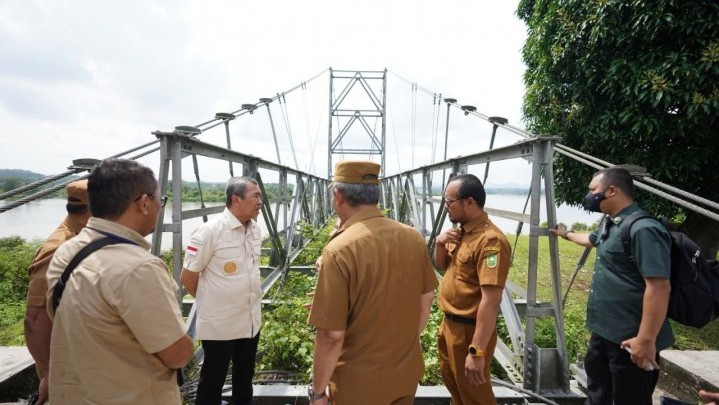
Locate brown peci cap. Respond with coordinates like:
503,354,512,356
332,160,381,185
66,179,89,206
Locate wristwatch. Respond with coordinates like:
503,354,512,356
308,386,326,401
469,344,485,357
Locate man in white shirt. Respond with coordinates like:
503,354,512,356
181,176,263,405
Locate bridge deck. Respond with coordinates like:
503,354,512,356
3,346,718,404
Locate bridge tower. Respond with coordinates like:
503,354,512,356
327,68,387,177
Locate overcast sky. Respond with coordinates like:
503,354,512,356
0,0,532,185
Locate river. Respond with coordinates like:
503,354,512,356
0,195,600,250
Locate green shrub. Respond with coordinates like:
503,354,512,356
0,236,38,306
0,236,39,344
257,273,316,382
420,300,443,385
292,218,335,266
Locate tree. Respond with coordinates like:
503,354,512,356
517,0,719,257
1,177,22,193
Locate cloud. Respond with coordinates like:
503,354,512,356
0,0,531,185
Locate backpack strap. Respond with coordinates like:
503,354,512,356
51,237,127,313
619,211,661,255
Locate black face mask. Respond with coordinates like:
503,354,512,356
584,189,607,213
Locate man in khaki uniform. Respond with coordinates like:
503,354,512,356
308,160,438,405
46,158,193,405
435,173,511,405
24,179,91,405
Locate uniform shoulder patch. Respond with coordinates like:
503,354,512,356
486,253,498,269
483,246,500,252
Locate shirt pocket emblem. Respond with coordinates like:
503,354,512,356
223,260,238,275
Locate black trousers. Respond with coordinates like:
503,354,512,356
196,333,260,405
584,333,660,405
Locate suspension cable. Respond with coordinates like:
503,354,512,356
390,112,402,173
308,109,324,175
431,93,441,164
276,92,299,170
555,143,719,211
554,147,719,222
388,69,438,98
451,104,719,221
301,81,315,173
411,82,417,168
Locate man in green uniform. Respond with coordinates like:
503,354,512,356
551,167,673,405
435,173,511,405
308,160,438,404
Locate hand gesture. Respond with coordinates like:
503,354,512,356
437,228,463,246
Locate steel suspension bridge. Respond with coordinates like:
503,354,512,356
2,68,718,404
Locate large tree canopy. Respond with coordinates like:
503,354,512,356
517,0,719,254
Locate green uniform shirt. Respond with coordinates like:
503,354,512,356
587,203,674,350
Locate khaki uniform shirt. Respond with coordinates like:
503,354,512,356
438,211,511,317
309,207,439,404
46,217,187,405
183,208,262,340
26,215,84,307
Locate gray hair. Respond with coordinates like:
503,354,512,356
225,176,259,207
333,182,380,206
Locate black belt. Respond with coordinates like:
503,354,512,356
444,313,476,325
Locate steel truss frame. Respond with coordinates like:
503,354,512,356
382,136,577,399
327,68,387,178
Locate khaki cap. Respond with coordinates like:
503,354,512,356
332,160,380,185
66,179,89,206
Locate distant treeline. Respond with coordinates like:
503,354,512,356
0,169,290,203
171,181,291,202
485,188,531,196
2,168,527,201
0,169,45,193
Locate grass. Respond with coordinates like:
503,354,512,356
506,234,719,359
0,319,25,346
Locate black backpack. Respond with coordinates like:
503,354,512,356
620,211,719,328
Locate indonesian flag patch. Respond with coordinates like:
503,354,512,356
186,245,199,256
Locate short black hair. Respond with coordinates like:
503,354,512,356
88,158,157,219
448,173,486,208
594,167,634,198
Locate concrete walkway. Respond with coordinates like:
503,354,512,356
657,350,719,403
0,346,34,404
2,346,719,404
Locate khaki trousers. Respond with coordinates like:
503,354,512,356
438,319,497,405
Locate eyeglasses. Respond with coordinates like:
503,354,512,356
444,197,466,206
155,195,168,207
134,193,168,208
